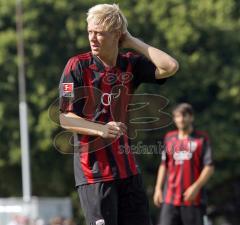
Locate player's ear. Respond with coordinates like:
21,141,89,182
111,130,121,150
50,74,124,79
117,31,123,47
115,30,122,40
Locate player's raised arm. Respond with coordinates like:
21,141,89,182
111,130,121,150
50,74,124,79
121,31,179,79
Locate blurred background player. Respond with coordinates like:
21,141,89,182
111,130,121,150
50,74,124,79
153,103,214,225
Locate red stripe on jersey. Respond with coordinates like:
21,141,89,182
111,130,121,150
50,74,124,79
64,52,92,78
173,165,182,205
94,148,114,181
80,136,114,183
183,160,192,205
79,138,94,183
111,139,127,178
192,138,203,205
64,57,79,75
164,157,175,204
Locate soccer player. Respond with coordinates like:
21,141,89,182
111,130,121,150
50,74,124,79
153,103,214,225
59,4,178,225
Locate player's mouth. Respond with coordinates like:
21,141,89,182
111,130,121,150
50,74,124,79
91,44,100,50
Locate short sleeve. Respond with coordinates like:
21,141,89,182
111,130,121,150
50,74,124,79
202,135,214,166
161,136,168,167
59,57,84,114
161,150,168,166
130,53,167,87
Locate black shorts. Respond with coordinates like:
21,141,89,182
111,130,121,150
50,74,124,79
158,203,209,225
77,174,152,225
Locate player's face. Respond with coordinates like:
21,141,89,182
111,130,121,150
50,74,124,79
88,21,120,57
173,112,193,131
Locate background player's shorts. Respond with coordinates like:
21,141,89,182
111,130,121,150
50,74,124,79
158,203,208,225
77,174,152,225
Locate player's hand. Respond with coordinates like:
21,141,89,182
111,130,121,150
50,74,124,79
119,30,134,49
99,121,127,139
183,184,200,202
153,188,163,207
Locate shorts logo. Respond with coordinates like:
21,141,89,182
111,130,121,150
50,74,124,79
95,219,105,225
62,83,74,97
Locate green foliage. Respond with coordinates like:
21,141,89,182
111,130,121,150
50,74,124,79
0,0,240,224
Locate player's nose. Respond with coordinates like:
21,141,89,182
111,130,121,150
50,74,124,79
89,32,97,41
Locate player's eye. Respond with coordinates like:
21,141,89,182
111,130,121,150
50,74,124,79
97,31,105,36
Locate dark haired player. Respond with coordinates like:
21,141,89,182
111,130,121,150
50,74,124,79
153,103,214,225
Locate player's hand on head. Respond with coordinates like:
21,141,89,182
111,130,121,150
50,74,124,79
119,30,133,49
100,121,127,139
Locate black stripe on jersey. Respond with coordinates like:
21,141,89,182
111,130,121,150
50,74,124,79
180,164,184,203
76,62,84,85
119,136,132,177
73,133,88,185
91,69,105,122
118,54,128,71
92,55,105,72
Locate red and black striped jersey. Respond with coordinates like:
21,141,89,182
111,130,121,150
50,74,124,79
162,130,213,206
59,51,166,186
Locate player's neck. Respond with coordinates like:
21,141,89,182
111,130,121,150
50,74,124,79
178,126,193,139
97,49,119,69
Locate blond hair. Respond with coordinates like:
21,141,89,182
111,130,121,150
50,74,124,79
86,4,128,33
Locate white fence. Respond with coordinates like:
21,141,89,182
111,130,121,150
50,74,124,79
0,197,72,225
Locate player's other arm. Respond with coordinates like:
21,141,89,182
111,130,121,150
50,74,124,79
121,31,179,79
59,112,127,139
184,165,214,202
184,133,214,202
153,163,166,207
194,165,214,189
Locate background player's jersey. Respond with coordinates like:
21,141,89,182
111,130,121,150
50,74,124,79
59,51,166,186
162,130,213,206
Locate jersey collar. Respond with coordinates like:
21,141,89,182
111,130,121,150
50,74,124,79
92,53,122,72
